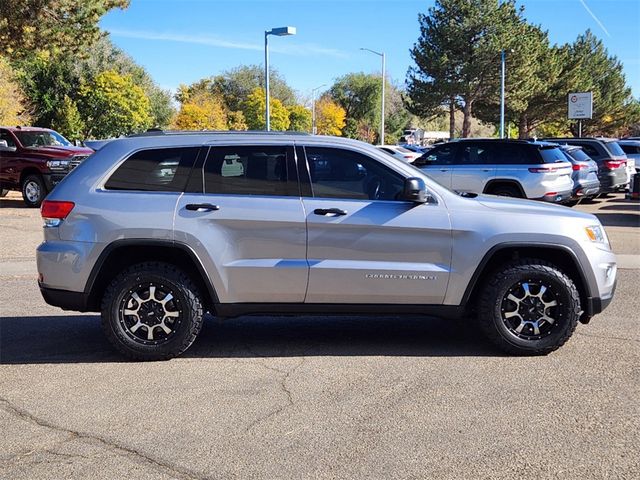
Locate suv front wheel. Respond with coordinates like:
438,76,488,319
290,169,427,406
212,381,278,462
101,262,204,360
22,174,47,207
477,259,581,355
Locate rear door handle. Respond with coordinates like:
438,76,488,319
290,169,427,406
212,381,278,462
313,208,347,216
185,203,220,212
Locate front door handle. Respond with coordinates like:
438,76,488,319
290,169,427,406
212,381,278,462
185,203,220,212
313,208,347,216
440,168,449,172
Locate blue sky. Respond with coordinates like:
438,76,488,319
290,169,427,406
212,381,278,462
100,0,640,101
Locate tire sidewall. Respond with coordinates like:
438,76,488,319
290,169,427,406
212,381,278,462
104,269,199,359
22,175,46,207
489,269,577,351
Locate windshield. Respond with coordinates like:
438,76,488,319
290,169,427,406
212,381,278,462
605,141,626,157
14,130,71,148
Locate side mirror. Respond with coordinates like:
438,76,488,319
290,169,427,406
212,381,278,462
401,177,428,203
0,140,16,152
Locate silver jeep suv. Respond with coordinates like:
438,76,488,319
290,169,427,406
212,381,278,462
37,132,617,360
414,139,574,203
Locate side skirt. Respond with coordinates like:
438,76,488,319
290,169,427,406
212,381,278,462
214,303,465,320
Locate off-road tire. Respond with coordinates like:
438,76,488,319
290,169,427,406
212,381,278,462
477,258,581,355
101,262,204,361
21,174,47,208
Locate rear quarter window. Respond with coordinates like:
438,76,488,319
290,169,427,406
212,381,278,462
105,147,199,192
605,141,626,157
538,147,568,163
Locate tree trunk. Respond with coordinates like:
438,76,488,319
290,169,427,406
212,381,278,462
461,100,472,138
518,114,528,139
449,97,455,139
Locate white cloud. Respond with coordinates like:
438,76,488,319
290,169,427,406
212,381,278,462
107,28,348,59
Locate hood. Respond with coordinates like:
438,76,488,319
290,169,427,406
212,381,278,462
476,194,596,221
23,145,94,158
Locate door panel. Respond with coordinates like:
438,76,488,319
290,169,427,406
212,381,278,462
301,146,452,304
450,143,496,193
173,144,308,303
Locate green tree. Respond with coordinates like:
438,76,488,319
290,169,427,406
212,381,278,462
287,105,312,132
329,72,381,138
74,36,174,128
51,96,84,140
211,65,296,112
407,0,526,137
227,111,248,131
78,70,151,138
0,0,129,58
0,56,31,125
243,88,290,131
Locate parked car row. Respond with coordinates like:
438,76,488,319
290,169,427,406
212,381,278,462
408,137,635,206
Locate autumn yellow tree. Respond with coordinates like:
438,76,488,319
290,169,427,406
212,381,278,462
243,88,290,131
0,56,30,125
316,98,346,136
173,92,227,130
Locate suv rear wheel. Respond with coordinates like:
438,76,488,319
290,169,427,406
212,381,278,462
477,259,580,355
101,262,204,360
22,174,47,207
488,184,522,198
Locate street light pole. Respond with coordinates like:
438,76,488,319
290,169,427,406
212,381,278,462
311,84,326,135
500,49,505,139
264,31,270,131
264,26,296,131
360,47,385,145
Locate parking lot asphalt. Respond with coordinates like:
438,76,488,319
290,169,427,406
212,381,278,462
1,191,639,479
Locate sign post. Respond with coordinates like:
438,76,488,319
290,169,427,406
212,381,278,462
568,92,593,137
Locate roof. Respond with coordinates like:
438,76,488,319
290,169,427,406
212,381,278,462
0,126,54,132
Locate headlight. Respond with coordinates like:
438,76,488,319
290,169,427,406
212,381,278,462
585,225,609,247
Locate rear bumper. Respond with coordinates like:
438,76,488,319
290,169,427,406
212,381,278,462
39,285,92,312
536,190,573,203
572,180,600,198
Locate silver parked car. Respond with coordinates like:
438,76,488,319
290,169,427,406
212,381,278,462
37,132,616,360
557,144,600,202
617,139,640,174
414,139,574,203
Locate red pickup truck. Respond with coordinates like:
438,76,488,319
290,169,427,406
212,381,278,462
0,126,94,207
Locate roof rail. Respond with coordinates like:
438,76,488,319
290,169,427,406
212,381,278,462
126,129,312,138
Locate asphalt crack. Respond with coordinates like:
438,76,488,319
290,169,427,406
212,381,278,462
0,397,210,480
243,356,306,432
575,331,640,344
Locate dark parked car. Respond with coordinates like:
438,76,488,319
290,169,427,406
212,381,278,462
0,126,93,207
542,138,627,194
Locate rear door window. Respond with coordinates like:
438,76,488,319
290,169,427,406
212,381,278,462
203,145,296,196
415,144,456,166
105,147,200,192
575,143,601,159
566,148,591,162
620,144,640,154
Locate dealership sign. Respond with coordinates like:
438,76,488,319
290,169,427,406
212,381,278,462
568,92,593,119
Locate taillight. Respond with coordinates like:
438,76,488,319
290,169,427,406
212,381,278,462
404,155,413,159
41,200,75,220
572,164,588,171
604,160,625,169
529,166,558,173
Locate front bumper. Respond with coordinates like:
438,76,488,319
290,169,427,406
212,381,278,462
42,173,68,192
